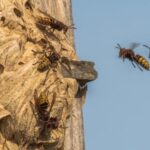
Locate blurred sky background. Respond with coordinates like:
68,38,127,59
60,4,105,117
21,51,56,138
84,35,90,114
72,0,150,150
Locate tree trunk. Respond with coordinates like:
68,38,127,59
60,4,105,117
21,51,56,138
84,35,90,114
0,0,85,150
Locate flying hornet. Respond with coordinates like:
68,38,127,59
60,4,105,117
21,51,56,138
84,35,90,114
116,43,150,71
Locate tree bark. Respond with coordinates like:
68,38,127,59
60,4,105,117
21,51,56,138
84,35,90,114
0,0,85,150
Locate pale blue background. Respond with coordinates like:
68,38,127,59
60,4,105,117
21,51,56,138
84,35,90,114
73,1,150,150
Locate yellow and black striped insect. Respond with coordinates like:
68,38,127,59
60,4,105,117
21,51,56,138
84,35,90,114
31,89,59,133
32,49,60,71
32,39,70,85
37,9,75,34
32,47,61,84
116,43,150,71
36,56,50,72
35,90,49,110
49,18,75,34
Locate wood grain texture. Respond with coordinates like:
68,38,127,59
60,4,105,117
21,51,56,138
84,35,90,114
0,0,84,150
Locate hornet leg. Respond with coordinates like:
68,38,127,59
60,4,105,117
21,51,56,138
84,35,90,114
134,61,143,71
130,60,136,68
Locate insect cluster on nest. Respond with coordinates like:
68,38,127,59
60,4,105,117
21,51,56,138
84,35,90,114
22,1,89,143
32,37,71,85
27,5,75,139
116,43,150,71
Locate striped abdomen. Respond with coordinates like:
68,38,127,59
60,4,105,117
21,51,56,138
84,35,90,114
134,54,150,70
37,57,50,72
38,91,49,110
